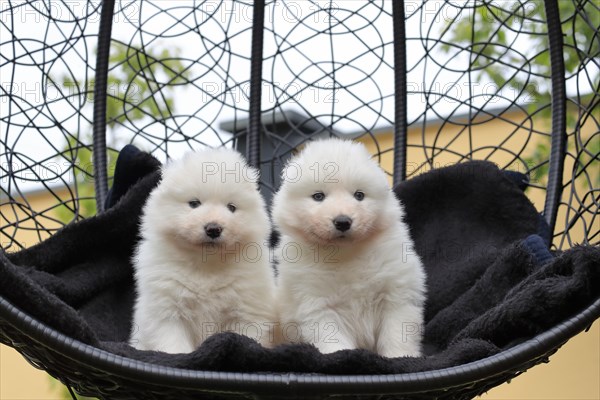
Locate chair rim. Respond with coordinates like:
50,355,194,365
1,294,598,396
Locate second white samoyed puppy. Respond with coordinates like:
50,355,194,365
130,148,275,353
272,138,426,357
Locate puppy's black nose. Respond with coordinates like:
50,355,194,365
204,223,223,239
333,215,352,232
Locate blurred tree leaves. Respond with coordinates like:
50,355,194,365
105,43,187,128
55,135,105,221
439,0,599,187
439,0,599,109
55,42,188,221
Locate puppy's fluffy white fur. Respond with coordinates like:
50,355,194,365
272,138,426,357
130,148,275,353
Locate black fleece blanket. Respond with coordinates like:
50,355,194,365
1,145,598,374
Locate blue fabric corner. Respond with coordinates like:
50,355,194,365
521,234,554,266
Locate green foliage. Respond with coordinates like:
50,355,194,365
523,139,550,186
440,0,599,187
577,129,600,187
55,43,188,221
440,1,599,111
54,136,118,222
439,1,548,109
105,43,187,128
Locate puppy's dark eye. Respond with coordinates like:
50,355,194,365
354,191,365,201
312,192,325,202
227,203,236,213
188,199,201,209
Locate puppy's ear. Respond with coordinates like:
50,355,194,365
158,158,177,182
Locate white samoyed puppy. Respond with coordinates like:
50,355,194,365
272,138,426,357
130,148,276,353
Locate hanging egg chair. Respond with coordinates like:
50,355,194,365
1,1,598,399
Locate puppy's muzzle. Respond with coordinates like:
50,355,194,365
204,223,223,239
333,215,352,232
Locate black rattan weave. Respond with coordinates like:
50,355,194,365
0,299,600,399
1,296,599,399
2,0,598,250
1,1,598,399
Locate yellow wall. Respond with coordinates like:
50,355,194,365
1,115,598,399
1,189,68,399
1,348,61,399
